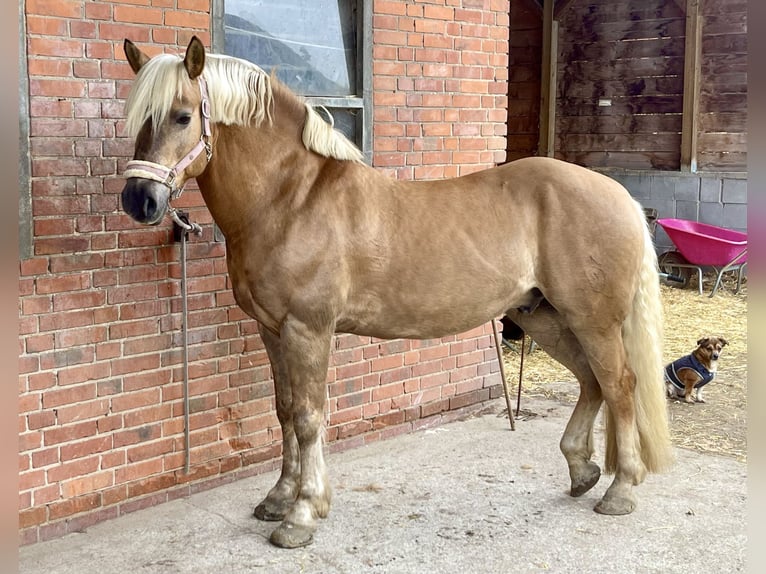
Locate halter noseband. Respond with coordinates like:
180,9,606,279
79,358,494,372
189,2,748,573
124,75,213,201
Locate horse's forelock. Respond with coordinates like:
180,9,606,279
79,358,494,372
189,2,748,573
125,53,273,138
124,54,189,138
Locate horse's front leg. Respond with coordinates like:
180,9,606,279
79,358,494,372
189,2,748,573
253,325,300,522
268,316,333,549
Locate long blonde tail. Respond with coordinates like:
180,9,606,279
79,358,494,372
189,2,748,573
605,201,674,474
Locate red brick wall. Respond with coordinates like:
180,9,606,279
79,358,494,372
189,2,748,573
19,0,510,544
373,0,509,178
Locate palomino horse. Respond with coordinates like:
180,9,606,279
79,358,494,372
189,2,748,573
120,37,672,548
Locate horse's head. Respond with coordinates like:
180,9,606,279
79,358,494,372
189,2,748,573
121,36,211,225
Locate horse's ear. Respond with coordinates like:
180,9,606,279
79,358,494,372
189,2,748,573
124,39,150,74
183,36,206,80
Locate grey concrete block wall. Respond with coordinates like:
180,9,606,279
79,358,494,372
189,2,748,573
595,168,747,255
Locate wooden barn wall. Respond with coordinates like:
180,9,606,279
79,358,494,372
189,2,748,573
555,0,686,170
697,0,747,171
506,0,542,161
510,0,747,174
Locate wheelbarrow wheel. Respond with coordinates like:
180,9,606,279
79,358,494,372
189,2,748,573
658,251,691,289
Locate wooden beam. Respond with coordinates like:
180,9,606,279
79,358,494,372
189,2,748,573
553,0,579,19
680,0,703,172
538,0,557,157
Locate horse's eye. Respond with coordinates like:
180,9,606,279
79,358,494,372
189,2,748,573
176,114,192,126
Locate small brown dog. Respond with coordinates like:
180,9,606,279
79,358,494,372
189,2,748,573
664,337,728,403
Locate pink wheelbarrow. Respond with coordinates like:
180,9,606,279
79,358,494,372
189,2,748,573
656,218,747,297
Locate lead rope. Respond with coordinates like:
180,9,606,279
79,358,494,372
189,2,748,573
174,212,202,473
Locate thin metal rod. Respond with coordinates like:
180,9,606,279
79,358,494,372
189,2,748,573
517,333,526,417
181,231,191,473
491,318,515,431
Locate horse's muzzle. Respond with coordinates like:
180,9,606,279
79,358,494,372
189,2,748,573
121,179,170,225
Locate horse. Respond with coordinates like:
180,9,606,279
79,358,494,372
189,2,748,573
120,36,673,548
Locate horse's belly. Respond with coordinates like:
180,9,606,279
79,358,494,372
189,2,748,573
337,278,530,340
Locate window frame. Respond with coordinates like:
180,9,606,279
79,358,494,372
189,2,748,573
211,0,372,164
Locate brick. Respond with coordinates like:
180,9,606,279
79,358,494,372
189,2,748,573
25,334,54,353
29,38,84,58
32,447,59,468
62,471,113,499
43,421,98,446
47,455,100,483
56,399,110,425
114,5,163,24
164,11,210,29
47,492,100,521
85,2,112,20
19,507,47,530
98,23,151,42
26,15,68,35
127,473,176,497
32,157,89,177
111,388,161,413
27,411,56,430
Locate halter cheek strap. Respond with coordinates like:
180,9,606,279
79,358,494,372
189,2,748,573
124,76,213,199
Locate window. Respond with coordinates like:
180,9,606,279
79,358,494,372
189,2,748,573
212,0,372,162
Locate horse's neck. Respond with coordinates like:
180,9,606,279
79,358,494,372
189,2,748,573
196,112,336,239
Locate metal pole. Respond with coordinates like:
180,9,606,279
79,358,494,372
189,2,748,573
490,318,515,431
517,333,526,417
181,229,191,473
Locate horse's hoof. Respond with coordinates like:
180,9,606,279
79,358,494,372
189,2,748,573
570,462,601,497
269,522,315,548
594,495,636,515
253,499,292,522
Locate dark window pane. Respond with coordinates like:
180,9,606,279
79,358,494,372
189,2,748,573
313,107,358,142
224,0,357,97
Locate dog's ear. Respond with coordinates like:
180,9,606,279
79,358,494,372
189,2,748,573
720,337,728,347
696,337,708,347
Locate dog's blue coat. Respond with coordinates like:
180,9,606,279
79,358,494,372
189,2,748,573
664,354,715,390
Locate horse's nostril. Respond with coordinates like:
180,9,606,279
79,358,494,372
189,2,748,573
142,194,157,219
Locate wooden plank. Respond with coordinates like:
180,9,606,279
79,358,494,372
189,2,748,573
556,132,681,153
700,13,747,36
698,93,748,109
697,132,748,152
559,56,685,80
558,2,684,26
698,112,747,132
558,76,683,99
558,114,682,134
698,73,748,94
538,0,556,157
557,150,680,170
556,97,683,116
701,0,747,16
561,18,686,43
680,0,702,172
701,33,748,54
553,0,579,19
696,152,747,171
560,36,685,61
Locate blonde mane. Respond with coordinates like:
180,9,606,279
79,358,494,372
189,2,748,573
124,52,362,163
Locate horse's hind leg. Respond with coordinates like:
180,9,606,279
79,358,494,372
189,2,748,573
578,326,646,515
268,317,333,548
253,326,300,522
506,306,603,497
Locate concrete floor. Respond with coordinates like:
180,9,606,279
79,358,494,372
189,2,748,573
20,396,747,573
